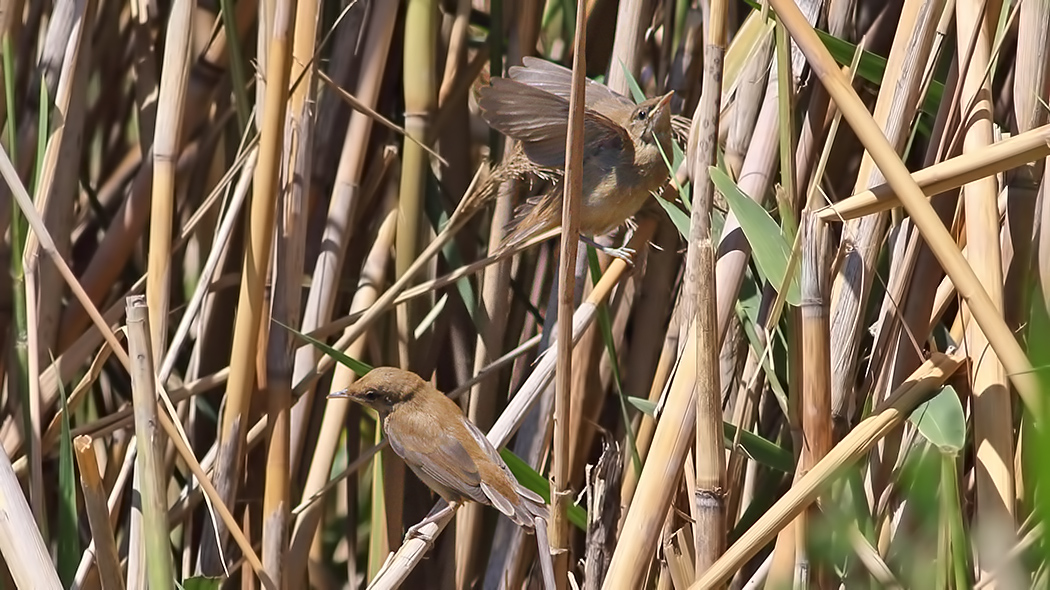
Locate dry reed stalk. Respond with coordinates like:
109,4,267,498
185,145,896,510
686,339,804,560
618,291,679,512
159,145,257,381
396,0,438,370
689,0,728,577
690,352,965,588
202,0,294,573
605,0,647,94
31,0,96,373
954,2,1016,579
603,315,701,588
620,214,679,452
288,0,398,469
126,296,174,590
260,0,319,581
0,427,60,588
799,212,832,584
72,435,125,590
458,5,527,576
712,0,818,348
1003,0,1049,334
552,2,589,583
724,24,772,178
146,0,193,361
819,122,1050,217
770,0,1040,412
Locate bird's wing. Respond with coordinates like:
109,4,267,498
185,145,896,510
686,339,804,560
478,78,629,169
459,418,547,509
509,57,633,110
385,418,489,505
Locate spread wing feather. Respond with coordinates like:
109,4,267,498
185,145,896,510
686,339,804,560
508,56,631,111
478,78,628,169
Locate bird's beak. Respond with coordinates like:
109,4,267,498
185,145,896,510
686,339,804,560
656,91,674,110
327,388,350,399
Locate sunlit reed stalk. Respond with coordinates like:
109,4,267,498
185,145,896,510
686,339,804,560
203,0,295,574
954,1,1016,580
687,0,728,579
147,0,193,362
827,0,943,439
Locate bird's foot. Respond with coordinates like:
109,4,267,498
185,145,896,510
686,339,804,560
580,235,636,265
404,501,458,541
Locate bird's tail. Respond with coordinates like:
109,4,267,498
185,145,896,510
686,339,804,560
514,483,550,530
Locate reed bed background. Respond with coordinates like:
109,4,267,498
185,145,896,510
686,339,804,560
2,0,1050,588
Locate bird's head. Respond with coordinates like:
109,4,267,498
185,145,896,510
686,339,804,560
623,91,674,149
328,366,425,417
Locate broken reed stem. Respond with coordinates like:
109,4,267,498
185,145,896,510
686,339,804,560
126,296,174,590
73,435,125,590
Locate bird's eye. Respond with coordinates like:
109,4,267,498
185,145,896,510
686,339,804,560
636,109,648,121
362,390,379,401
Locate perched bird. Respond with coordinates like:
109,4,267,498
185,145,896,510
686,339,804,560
330,367,547,536
478,57,679,258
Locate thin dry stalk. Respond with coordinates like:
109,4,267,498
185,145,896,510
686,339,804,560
711,0,818,346
126,296,174,590
260,0,319,581
820,122,1050,220
73,435,125,590
769,0,1040,412
603,315,700,589
552,0,589,585
954,0,1016,579
689,353,965,589
287,198,398,583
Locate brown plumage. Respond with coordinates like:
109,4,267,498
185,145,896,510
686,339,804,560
331,367,547,530
478,57,678,251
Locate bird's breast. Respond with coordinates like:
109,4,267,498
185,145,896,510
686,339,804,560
578,145,669,235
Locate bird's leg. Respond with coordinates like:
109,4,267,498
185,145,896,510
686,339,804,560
404,500,460,540
579,234,635,265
